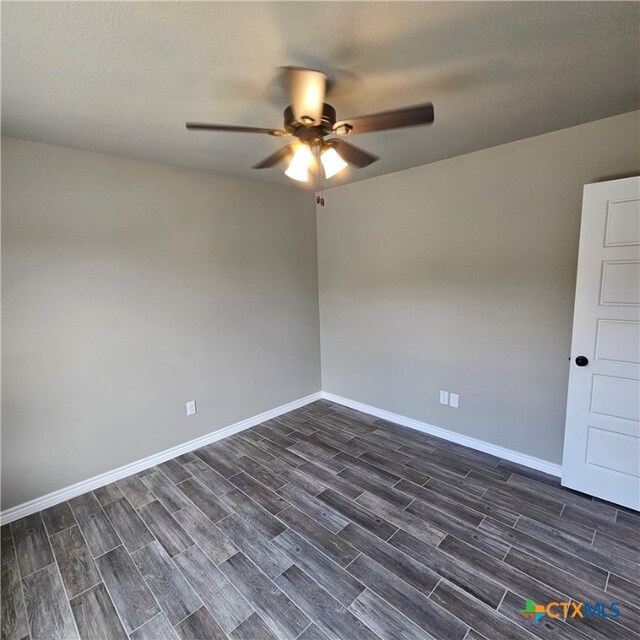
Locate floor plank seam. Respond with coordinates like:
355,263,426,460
15,560,56,581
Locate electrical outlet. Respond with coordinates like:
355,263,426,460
186,400,197,416
439,390,449,405
449,393,459,409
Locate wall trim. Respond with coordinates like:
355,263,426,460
322,391,562,478
1,388,563,524
0,391,322,525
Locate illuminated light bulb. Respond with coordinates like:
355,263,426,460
321,147,348,179
285,145,313,182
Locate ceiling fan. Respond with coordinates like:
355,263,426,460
186,67,434,190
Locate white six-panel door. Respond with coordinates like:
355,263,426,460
562,176,640,511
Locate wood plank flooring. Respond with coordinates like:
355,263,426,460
2,400,639,639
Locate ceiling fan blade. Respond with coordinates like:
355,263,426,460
333,103,434,135
282,67,327,126
328,139,379,168
186,123,288,136
252,144,296,169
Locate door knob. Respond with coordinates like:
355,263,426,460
575,356,589,367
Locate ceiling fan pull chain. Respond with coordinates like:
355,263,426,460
314,144,324,206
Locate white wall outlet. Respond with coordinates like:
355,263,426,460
439,390,449,405
186,400,197,416
449,393,459,409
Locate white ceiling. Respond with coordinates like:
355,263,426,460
2,2,638,188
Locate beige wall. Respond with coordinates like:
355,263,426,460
317,111,640,465
3,112,638,510
1,137,320,510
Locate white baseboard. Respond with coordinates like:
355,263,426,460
322,391,562,478
0,391,322,525
1,388,563,524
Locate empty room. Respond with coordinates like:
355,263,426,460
1,2,639,639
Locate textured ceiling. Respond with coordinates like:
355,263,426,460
2,2,639,188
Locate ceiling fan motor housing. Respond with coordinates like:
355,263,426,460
284,103,337,144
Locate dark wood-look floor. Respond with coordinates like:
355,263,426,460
2,400,639,640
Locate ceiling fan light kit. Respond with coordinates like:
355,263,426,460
285,144,314,182
186,67,434,203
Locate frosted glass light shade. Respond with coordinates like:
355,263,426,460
285,145,313,182
321,147,348,179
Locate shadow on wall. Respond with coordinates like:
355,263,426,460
594,171,640,183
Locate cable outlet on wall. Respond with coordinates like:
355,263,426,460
186,400,197,416
439,390,449,405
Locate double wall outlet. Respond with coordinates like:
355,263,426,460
186,400,197,416
440,390,459,409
